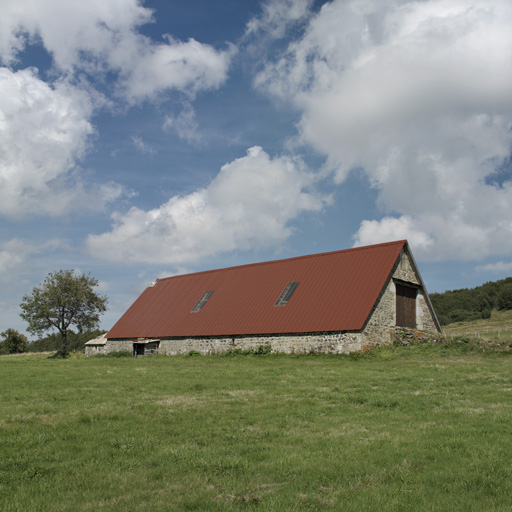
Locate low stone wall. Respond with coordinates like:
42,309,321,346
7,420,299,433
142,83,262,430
156,331,364,355
96,332,367,356
84,344,107,356
393,326,442,344
91,325,439,357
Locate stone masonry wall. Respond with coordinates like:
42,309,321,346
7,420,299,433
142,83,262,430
361,247,439,346
361,278,396,347
157,331,363,355
393,248,420,284
104,339,133,353
97,332,364,356
416,290,438,332
394,248,438,332
84,344,107,357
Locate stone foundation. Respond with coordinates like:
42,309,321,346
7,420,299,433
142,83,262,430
157,331,365,355
89,331,364,356
90,324,438,357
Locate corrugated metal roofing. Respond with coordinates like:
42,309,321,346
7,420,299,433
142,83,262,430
85,333,107,345
107,240,407,339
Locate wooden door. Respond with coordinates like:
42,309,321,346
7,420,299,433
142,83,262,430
396,284,416,328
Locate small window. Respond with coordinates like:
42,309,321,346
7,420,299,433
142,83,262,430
191,291,213,312
275,282,300,306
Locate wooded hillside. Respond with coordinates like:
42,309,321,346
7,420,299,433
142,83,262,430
430,277,512,325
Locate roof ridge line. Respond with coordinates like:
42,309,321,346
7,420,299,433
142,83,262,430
155,240,407,283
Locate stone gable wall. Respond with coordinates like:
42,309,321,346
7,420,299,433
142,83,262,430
415,290,438,332
393,248,420,284
361,248,439,344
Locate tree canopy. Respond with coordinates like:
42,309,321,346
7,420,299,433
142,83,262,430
0,329,28,355
497,283,512,311
20,270,107,357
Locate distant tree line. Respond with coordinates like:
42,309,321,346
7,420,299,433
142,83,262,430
430,277,512,325
27,329,105,353
0,328,105,355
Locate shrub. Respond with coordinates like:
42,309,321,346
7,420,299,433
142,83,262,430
254,343,272,355
1,329,28,354
497,283,512,310
347,351,365,361
94,351,132,358
447,309,480,323
219,344,272,357
481,308,492,319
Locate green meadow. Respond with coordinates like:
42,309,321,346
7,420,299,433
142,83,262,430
1,344,511,511
443,309,512,341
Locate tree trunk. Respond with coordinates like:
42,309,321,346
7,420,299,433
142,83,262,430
60,330,67,358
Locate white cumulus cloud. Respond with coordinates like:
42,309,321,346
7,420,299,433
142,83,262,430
256,0,512,262
0,0,232,218
120,36,234,103
87,146,329,264
0,68,127,217
0,0,234,102
0,238,63,283
475,261,512,274
354,216,434,251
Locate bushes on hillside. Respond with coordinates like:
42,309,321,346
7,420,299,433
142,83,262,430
497,283,512,310
430,276,512,325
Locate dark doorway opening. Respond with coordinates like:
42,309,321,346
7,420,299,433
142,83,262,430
133,343,145,356
132,340,159,356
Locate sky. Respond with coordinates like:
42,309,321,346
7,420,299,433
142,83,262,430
1,0,511,337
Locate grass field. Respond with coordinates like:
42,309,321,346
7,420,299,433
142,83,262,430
443,309,512,340
1,344,511,511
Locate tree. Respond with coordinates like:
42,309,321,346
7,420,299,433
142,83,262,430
20,270,107,357
0,329,28,354
497,283,512,311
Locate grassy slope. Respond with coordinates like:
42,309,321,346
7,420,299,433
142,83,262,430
1,347,511,511
443,309,512,340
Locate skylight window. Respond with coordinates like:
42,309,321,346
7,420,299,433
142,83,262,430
191,291,213,312
275,282,300,306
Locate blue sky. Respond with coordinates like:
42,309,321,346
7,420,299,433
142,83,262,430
1,0,511,337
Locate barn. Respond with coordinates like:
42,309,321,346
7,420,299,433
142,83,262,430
86,240,441,356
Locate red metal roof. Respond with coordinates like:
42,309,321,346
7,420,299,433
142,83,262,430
107,240,407,339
